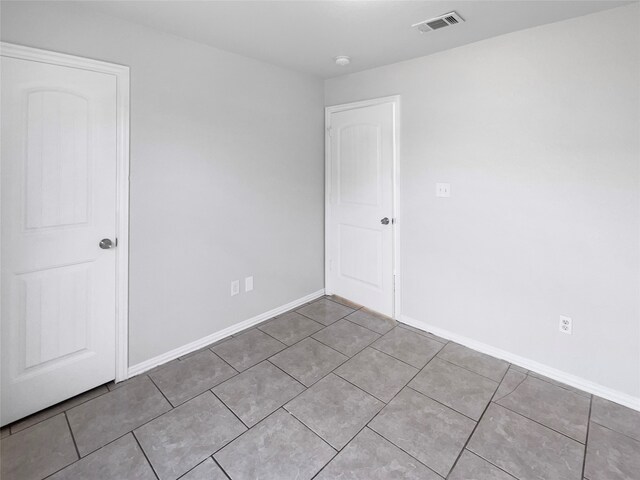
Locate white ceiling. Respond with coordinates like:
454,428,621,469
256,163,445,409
77,0,634,78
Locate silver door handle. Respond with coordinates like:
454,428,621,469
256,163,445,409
99,238,114,249
381,217,390,225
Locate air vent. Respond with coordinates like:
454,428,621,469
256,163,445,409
412,11,465,33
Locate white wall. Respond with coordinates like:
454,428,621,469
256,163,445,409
1,1,325,366
326,4,640,401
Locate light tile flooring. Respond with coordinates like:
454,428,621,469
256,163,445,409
2,296,639,480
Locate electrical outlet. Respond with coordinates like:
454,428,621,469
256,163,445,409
436,183,451,197
559,315,572,335
231,280,240,297
245,276,254,292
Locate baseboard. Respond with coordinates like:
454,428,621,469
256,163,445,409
400,314,640,412
128,289,325,378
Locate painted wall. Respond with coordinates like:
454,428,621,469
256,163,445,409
326,4,640,400
1,1,325,366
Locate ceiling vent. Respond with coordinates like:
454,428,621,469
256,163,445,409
412,12,465,33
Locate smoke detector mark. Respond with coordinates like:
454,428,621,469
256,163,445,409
412,12,465,33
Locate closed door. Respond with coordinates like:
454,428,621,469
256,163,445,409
1,55,118,425
327,100,396,316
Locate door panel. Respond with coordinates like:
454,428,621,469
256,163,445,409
339,224,382,287
338,124,381,207
328,102,396,316
1,55,117,425
25,90,90,229
20,262,91,371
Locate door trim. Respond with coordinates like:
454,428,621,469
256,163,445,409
0,42,131,382
325,95,401,319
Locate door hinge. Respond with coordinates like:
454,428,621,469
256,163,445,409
326,126,333,137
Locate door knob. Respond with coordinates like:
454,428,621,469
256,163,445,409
381,217,390,225
99,238,114,249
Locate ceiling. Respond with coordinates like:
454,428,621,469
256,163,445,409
76,0,634,78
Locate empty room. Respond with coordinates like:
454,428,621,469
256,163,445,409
1,1,639,479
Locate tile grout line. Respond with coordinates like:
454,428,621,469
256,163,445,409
7,384,113,435
146,373,178,408
264,359,312,391
281,407,340,457
352,353,446,477
209,326,355,426
343,316,396,337
295,299,358,325
212,406,339,474
449,449,518,480
41,428,159,480
63,412,81,460
238,326,288,348
368,342,440,370
143,356,240,410
445,361,512,478
282,373,386,453
210,357,310,430
276,319,377,363
397,323,449,344
309,424,444,480
209,388,253,430
310,334,374,360
491,401,587,445
131,430,161,480
588,418,640,443
311,317,384,344
329,370,390,405
78,408,170,459
527,371,592,398
492,372,528,403
405,384,481,423
362,344,423,371
66,380,181,462
581,395,594,479
218,297,342,344
175,457,209,479
208,349,241,375
322,334,421,405
212,455,233,480
207,417,251,462
435,354,505,383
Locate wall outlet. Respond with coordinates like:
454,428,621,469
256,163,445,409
559,315,572,335
245,276,254,292
436,183,451,197
231,280,240,297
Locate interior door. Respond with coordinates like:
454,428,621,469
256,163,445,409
1,54,118,425
327,101,396,316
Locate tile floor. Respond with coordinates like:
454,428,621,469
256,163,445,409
1,295,639,480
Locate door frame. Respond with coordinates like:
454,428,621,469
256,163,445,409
0,42,131,382
325,95,401,319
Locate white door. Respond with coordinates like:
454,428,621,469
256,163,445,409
327,100,397,316
1,54,118,425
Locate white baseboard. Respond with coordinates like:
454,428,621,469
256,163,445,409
400,314,640,412
128,289,325,378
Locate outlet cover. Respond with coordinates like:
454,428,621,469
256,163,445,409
436,183,451,197
231,280,240,297
245,276,254,292
559,315,572,335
